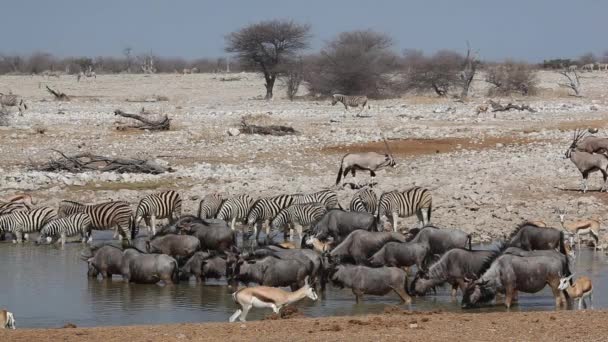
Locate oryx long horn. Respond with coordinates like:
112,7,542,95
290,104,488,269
383,138,393,156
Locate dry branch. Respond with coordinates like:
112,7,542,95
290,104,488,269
239,118,297,136
46,85,70,101
36,150,172,174
489,100,536,113
114,109,170,131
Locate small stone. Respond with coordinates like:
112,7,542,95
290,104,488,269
409,323,418,329
228,128,241,136
496,143,504,148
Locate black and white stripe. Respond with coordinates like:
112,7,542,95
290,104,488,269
0,201,29,216
247,195,297,241
293,189,340,209
0,93,27,116
58,200,134,241
135,190,182,235
198,193,224,219
39,213,93,244
270,202,328,240
377,187,432,231
217,194,254,230
331,94,370,113
0,207,57,242
349,187,378,214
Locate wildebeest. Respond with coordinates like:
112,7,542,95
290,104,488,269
503,247,573,276
407,226,471,255
329,264,411,303
180,251,226,282
335,140,396,185
507,223,566,255
146,234,200,262
120,248,179,285
411,248,500,297
311,209,377,243
169,215,236,252
368,240,431,271
461,253,569,308
329,230,406,265
82,245,124,279
226,255,309,290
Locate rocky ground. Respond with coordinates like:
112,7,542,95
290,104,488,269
1,310,607,341
1,71,608,242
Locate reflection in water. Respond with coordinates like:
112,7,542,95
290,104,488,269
0,243,606,328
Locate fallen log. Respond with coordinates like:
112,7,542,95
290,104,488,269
114,109,170,131
46,85,70,101
239,118,297,136
36,150,172,174
489,100,536,113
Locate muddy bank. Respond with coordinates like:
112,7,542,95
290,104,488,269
1,310,606,342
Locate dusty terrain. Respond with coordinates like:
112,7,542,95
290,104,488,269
1,310,607,341
2,71,608,241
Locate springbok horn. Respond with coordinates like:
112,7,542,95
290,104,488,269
304,276,310,286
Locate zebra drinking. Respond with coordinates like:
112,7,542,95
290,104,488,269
198,193,224,219
349,187,378,214
38,213,93,246
58,200,134,243
270,202,328,242
216,194,254,231
247,195,297,244
0,93,27,116
292,189,340,209
135,190,182,235
331,94,370,116
377,187,432,232
0,207,57,243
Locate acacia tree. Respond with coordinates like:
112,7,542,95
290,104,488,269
225,20,311,99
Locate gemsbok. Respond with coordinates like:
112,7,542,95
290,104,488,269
229,276,318,322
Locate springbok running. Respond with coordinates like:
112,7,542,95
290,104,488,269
1,309,16,329
559,274,593,309
229,276,318,322
557,208,600,250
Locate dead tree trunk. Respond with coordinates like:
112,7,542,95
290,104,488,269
114,109,170,131
37,150,172,174
459,42,479,99
46,86,70,101
489,100,536,112
558,70,582,97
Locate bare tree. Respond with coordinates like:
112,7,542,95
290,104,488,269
485,60,538,96
305,30,400,98
282,57,304,100
403,50,463,96
138,52,156,74
122,47,133,73
558,70,582,96
225,20,311,99
459,42,479,98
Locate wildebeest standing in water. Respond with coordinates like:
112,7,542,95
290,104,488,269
507,223,566,255
367,240,430,272
311,209,378,243
120,248,179,285
407,226,471,255
461,253,569,309
82,245,124,279
329,264,411,304
328,230,406,265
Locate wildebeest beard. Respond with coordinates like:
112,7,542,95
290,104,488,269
464,282,496,307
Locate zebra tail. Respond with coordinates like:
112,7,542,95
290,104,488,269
130,216,138,240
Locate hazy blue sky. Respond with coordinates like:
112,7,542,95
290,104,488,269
2,0,607,61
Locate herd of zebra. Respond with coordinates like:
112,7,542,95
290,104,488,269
0,186,432,246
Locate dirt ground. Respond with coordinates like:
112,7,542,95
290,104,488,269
1,310,607,341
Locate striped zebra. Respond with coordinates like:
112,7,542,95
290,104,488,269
0,93,27,116
377,187,432,232
135,190,182,235
292,189,341,209
331,94,370,116
58,200,134,242
270,202,328,242
216,194,254,231
247,195,297,244
349,187,378,214
38,213,93,246
0,207,57,243
0,201,30,217
198,193,224,219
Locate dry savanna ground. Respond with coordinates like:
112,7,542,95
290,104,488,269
2,71,608,241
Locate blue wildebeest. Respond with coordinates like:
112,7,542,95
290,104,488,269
329,264,411,304
411,248,501,297
81,244,124,279
247,246,324,290
145,234,200,262
367,240,431,272
120,248,179,285
311,209,378,243
461,253,570,309
407,226,471,255
167,215,236,253
226,255,310,291
507,223,566,255
328,230,406,265
180,251,226,282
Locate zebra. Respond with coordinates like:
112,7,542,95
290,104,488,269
349,187,378,214
292,189,341,209
0,201,30,217
135,190,182,236
0,93,27,116
198,193,224,219
38,213,93,246
247,195,297,244
0,207,57,243
58,200,134,242
331,94,370,116
377,187,432,232
270,202,328,242
216,194,254,231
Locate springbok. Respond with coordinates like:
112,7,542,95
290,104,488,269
559,275,593,309
229,276,318,322
304,236,333,253
557,209,600,250
1,309,16,329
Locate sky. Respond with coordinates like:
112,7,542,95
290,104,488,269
2,0,607,62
